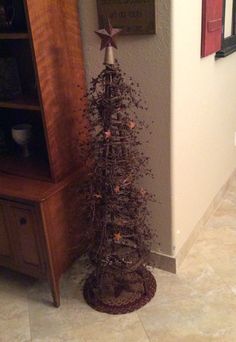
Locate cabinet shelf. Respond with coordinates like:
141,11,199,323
0,33,29,40
0,154,50,181
0,96,41,111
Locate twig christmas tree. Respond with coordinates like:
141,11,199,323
83,21,156,314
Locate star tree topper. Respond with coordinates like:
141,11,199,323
95,20,122,65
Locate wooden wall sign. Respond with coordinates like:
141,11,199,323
97,0,156,35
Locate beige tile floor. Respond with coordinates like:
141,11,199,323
1,181,236,342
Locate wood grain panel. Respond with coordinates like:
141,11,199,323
0,203,11,258
6,201,45,278
11,207,40,266
41,176,90,280
0,166,87,202
25,0,88,182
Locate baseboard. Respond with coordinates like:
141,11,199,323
151,251,176,273
151,169,236,274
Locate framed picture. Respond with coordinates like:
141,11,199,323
216,0,236,57
201,0,224,57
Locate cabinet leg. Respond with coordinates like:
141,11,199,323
49,278,60,308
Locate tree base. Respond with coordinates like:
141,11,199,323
83,267,157,315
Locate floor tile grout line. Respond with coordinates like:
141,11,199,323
136,310,154,342
26,284,33,342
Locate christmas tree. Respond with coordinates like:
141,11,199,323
83,21,156,314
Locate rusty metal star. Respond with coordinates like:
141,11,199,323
95,20,122,50
114,185,120,194
114,232,122,242
94,193,102,199
128,121,136,129
104,130,112,140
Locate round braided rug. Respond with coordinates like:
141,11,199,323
83,267,157,314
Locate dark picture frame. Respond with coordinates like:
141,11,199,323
97,0,156,35
216,0,236,57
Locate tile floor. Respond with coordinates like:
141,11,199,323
1,180,236,341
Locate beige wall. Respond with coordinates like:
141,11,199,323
172,0,236,254
79,0,236,260
79,0,172,255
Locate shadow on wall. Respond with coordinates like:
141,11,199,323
78,0,173,257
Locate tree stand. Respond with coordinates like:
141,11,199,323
84,267,156,314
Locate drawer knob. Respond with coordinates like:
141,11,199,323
20,217,27,225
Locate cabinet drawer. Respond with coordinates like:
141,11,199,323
0,199,46,278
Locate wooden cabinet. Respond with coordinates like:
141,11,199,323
0,171,89,307
0,0,89,307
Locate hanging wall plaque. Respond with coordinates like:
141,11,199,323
97,0,156,35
